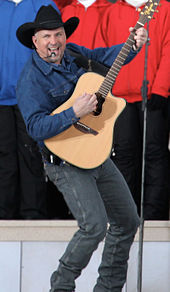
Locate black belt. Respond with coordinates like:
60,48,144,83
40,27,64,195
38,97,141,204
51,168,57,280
41,146,62,165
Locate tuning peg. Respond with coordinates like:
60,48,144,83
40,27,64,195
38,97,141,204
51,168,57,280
137,8,141,12
147,16,152,19
151,8,158,12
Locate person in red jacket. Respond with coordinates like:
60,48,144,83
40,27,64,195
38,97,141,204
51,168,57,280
53,0,72,11
61,0,113,49
95,0,170,220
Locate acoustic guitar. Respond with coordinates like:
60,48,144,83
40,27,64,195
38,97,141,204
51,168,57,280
44,0,160,169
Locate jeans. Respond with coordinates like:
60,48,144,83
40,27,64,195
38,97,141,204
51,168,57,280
45,158,140,292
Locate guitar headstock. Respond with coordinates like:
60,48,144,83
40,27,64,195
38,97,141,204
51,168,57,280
138,0,160,25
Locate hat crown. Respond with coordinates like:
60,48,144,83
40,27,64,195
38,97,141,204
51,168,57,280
34,5,63,27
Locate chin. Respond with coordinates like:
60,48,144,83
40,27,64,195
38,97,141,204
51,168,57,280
50,56,60,64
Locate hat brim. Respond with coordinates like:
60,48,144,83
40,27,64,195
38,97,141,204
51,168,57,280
16,17,79,49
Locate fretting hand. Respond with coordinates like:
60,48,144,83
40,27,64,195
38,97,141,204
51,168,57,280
129,27,148,50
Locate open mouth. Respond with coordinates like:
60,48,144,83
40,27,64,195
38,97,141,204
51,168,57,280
48,47,59,57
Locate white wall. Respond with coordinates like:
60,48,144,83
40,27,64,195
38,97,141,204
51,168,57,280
0,242,21,291
0,241,170,292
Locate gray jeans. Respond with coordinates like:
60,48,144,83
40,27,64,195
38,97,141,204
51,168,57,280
45,158,140,292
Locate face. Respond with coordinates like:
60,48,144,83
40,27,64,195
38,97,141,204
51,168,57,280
32,27,66,64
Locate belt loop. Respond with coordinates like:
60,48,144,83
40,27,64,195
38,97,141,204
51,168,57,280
50,154,54,164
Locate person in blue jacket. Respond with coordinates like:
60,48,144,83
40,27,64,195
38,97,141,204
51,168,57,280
16,5,148,292
0,0,59,219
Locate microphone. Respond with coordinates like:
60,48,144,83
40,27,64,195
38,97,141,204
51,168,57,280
36,48,57,60
51,52,56,57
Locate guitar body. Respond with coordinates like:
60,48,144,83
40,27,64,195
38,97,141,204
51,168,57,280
44,72,126,169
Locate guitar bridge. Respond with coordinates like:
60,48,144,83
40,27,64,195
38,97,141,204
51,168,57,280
74,121,98,136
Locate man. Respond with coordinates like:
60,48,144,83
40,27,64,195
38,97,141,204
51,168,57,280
0,0,59,219
96,0,170,219
61,0,113,48
16,5,147,291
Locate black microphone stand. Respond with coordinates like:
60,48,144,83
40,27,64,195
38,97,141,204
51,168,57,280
137,20,150,292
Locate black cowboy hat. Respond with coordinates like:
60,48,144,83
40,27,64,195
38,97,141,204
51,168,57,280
16,5,79,49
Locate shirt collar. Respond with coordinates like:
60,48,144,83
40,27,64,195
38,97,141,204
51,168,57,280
32,50,73,75
8,0,23,4
78,0,96,8
32,51,53,75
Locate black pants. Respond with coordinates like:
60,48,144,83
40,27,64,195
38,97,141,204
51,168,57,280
111,102,169,220
0,105,47,219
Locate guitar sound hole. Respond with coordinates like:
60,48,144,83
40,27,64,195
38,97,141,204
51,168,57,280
93,92,105,116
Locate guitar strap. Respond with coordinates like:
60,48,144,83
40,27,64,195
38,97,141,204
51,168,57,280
66,48,110,77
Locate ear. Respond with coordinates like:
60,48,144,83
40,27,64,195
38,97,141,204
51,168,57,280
32,35,37,49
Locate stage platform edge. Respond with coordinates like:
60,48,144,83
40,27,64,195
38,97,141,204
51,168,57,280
0,220,170,242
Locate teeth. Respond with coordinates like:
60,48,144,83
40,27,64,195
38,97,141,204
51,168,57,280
49,48,58,51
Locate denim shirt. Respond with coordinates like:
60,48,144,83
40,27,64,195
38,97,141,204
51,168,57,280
17,42,138,145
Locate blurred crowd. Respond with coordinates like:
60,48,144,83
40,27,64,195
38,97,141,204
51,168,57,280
0,0,169,220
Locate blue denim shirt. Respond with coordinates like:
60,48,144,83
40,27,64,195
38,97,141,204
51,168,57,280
17,42,138,145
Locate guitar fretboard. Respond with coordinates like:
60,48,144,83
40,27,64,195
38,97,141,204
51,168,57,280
98,23,144,98
98,0,160,98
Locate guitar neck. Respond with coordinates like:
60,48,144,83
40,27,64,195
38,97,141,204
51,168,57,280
98,0,160,98
99,23,144,98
